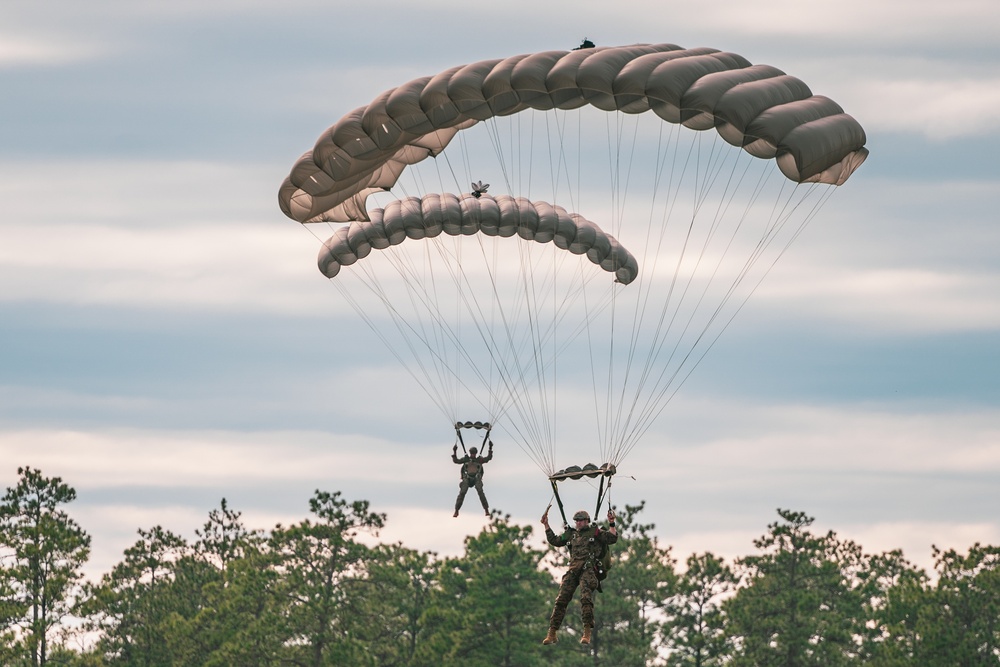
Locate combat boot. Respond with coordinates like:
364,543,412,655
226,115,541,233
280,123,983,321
542,628,558,645
580,626,592,645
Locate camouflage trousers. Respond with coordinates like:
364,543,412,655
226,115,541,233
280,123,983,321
548,563,598,630
455,475,489,512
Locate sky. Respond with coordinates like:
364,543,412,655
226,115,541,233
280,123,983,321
2,0,999,581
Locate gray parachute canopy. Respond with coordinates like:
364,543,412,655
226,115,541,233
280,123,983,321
279,42,868,224
318,193,639,285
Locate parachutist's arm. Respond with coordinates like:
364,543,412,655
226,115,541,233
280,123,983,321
541,508,564,546
545,527,567,547
481,442,494,463
451,447,463,464
543,512,568,546
604,509,618,541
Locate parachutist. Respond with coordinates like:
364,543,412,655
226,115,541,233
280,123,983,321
452,440,493,516
471,180,489,198
541,508,618,645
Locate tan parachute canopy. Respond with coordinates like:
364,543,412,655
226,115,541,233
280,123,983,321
279,42,869,224
318,193,639,284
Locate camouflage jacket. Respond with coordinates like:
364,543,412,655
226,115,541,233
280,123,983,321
545,524,618,569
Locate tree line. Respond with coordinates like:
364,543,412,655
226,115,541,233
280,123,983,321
2,466,998,666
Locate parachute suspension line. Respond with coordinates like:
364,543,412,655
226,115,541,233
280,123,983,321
304,221,460,420
599,111,621,465
613,120,685,464
471,111,589,475
618,136,757,456
384,208,467,417
604,112,655,465
611,111,642,241
374,239,469,419
300,224,462,421
582,261,607,458
616,179,841,462
475,239,549,463
519,232,557,473
487,116,558,445
595,109,662,466
593,473,612,522
341,225,527,426
329,274,455,421
382,151,469,421
617,149,768,457
428,224,557,475
545,108,578,213
396,149,540,426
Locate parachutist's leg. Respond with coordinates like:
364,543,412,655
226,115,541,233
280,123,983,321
454,479,469,516
579,568,599,629
548,568,581,631
474,477,489,514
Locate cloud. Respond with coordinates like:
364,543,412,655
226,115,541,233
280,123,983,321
754,267,1000,334
0,428,444,489
0,159,336,314
848,73,1000,140
4,392,997,577
0,34,107,68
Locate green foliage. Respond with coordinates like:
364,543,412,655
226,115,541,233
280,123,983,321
0,466,91,667
915,543,1000,666
585,502,677,667
83,524,189,665
724,508,865,667
348,543,438,666
854,548,929,666
265,490,386,666
664,551,736,666
418,512,553,667
4,469,1000,667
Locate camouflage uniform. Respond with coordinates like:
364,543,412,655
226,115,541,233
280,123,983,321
452,446,492,514
545,523,618,630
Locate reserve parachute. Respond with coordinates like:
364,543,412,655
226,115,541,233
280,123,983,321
279,42,868,491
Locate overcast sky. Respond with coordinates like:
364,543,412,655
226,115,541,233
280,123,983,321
2,0,999,579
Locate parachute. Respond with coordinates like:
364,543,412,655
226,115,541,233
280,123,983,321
279,42,868,499
279,43,866,225
317,193,638,284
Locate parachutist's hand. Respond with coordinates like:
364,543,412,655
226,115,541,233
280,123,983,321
541,506,550,527
607,509,616,524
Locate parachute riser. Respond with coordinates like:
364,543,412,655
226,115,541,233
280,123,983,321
550,480,569,531
594,474,611,522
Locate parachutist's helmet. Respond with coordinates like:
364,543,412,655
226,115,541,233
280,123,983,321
469,447,478,456
573,510,590,522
